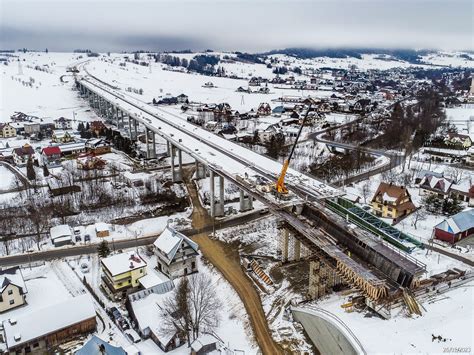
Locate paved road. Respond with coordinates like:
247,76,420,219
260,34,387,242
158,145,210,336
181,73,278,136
0,210,268,268
308,124,404,186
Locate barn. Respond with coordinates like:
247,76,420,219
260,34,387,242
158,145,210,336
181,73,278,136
434,209,474,244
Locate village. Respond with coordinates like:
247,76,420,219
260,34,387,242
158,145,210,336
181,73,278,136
0,47,473,355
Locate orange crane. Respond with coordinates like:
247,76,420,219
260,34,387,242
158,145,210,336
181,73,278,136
274,100,314,194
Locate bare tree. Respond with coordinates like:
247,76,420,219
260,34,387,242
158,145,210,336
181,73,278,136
188,273,221,340
360,180,372,204
161,273,221,344
412,208,427,230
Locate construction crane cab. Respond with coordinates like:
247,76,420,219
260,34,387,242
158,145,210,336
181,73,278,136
273,98,316,196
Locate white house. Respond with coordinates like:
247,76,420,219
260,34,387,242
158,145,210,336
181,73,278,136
0,267,27,313
153,226,199,279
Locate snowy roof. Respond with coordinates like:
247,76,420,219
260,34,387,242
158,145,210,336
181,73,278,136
3,294,95,349
49,224,72,240
420,175,453,194
435,209,474,235
101,251,147,276
77,335,126,355
190,334,222,352
153,226,199,264
42,146,61,156
138,269,170,289
95,222,109,232
0,267,27,295
130,292,175,346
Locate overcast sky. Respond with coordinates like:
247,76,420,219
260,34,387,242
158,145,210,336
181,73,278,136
1,0,472,52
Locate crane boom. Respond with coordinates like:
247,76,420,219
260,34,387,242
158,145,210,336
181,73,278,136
275,102,313,194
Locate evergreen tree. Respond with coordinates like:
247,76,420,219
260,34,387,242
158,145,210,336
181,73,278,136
43,164,50,177
26,158,36,181
97,240,111,258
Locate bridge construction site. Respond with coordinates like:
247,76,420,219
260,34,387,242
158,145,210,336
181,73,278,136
74,67,468,320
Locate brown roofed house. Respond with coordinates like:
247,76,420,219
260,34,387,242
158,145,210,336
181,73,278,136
371,182,416,222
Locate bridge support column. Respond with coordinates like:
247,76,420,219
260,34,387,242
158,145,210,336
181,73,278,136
239,190,253,212
214,175,225,217
170,145,176,182
174,148,183,182
210,170,215,217
128,116,133,139
294,237,301,262
133,119,138,141
151,131,156,159
281,228,289,263
98,97,103,116
195,161,206,179
120,110,124,128
145,127,150,158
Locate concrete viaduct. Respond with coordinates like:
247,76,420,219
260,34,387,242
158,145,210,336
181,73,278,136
75,73,426,304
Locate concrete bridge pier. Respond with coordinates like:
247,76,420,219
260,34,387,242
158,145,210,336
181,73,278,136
209,171,225,217
294,237,301,262
174,148,183,182
145,128,156,159
280,228,290,262
98,97,103,116
133,119,138,141
128,116,133,139
215,175,225,217
210,170,215,217
195,161,206,179
239,190,253,212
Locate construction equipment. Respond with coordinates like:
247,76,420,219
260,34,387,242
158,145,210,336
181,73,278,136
274,100,314,194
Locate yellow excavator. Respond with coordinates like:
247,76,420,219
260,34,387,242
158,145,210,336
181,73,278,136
274,99,315,195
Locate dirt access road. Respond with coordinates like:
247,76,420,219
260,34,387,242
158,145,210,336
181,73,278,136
184,170,284,355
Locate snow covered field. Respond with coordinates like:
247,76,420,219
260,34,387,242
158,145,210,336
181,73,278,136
0,52,101,124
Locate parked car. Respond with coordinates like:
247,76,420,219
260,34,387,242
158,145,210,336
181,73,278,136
125,329,141,343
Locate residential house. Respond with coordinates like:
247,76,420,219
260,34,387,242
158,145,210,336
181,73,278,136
419,175,453,199
371,182,416,221
257,123,280,143
50,224,73,247
257,103,271,116
76,335,126,355
23,123,40,136
101,251,147,300
76,154,106,170
41,146,62,167
12,144,34,166
89,121,107,136
85,138,111,155
2,295,96,355
0,267,27,313
53,117,73,130
434,209,474,244
0,123,17,138
444,133,472,149
128,292,185,352
467,147,474,166
154,226,199,279
52,130,73,143
58,141,86,156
